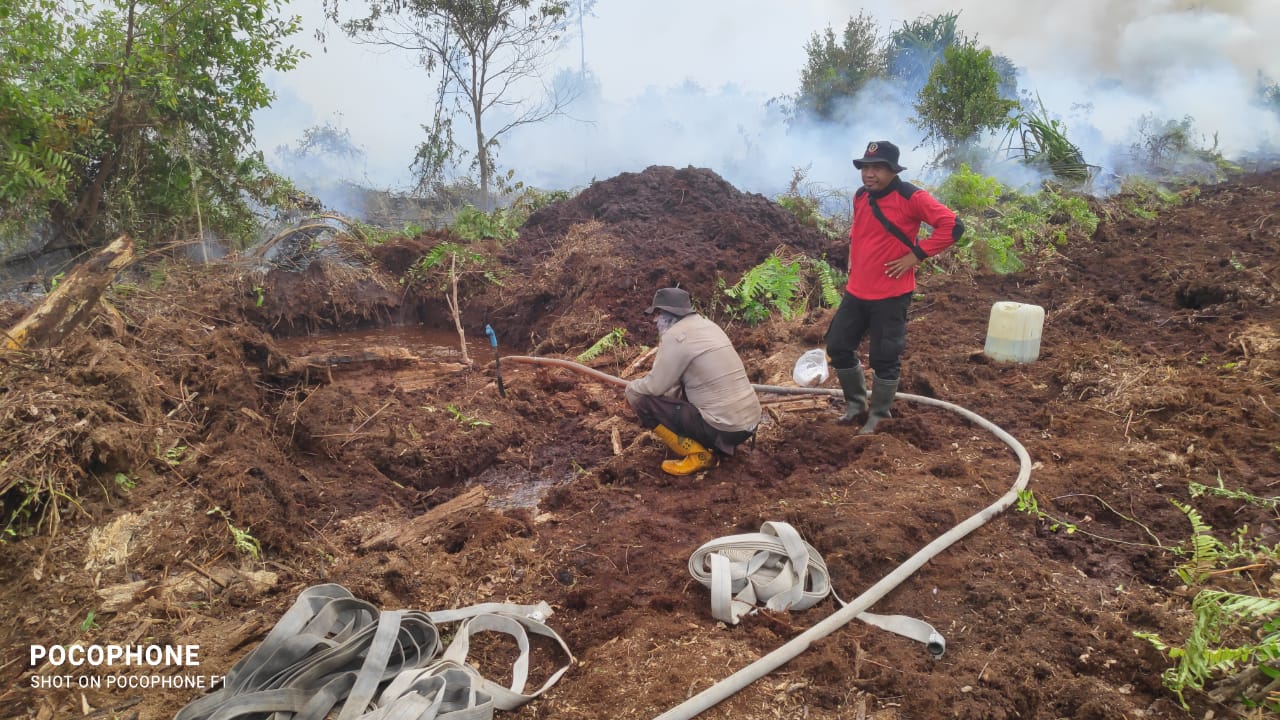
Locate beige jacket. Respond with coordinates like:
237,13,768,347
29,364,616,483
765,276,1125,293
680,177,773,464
625,314,761,432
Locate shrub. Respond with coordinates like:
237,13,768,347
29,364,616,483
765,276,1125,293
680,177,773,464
935,166,1098,273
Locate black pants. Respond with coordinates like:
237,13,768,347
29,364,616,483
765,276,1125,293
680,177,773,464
824,291,912,381
627,393,754,456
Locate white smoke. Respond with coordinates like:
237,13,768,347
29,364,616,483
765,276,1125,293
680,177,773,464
880,0,1280,161
254,0,1280,214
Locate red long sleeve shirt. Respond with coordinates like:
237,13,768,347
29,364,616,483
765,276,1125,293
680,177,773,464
846,177,962,300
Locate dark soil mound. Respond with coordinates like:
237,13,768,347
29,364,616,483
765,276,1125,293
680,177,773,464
480,165,838,351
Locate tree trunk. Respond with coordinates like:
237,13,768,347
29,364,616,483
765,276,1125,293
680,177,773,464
69,1,138,242
3,235,135,351
474,89,490,211
447,252,472,366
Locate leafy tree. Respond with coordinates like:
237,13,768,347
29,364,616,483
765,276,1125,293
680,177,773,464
886,13,1017,100
328,0,575,210
789,10,1016,133
0,1,97,244
1257,73,1280,118
913,43,1018,168
885,12,961,95
1,0,305,253
270,120,368,212
989,52,1020,101
277,119,365,163
793,12,885,123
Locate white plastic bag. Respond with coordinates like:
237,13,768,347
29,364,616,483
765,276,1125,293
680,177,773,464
791,348,830,387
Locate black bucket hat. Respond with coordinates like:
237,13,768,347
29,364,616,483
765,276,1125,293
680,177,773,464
645,287,695,317
852,140,906,172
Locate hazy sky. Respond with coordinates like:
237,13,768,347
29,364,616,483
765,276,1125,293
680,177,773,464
254,1,1280,212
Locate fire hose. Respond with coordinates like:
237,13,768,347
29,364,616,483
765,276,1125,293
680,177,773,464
502,355,1032,720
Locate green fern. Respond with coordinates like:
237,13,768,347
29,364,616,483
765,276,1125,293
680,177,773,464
723,251,849,325
724,255,796,323
1172,499,1223,585
452,205,519,242
206,507,262,561
1137,590,1280,710
577,328,626,363
1190,472,1280,510
807,256,844,307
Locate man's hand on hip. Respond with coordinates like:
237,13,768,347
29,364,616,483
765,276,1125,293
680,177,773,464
884,253,920,279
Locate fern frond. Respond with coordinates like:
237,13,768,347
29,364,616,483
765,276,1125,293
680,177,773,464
577,328,626,363
1172,499,1223,585
726,252,845,323
808,256,844,307
1142,588,1280,709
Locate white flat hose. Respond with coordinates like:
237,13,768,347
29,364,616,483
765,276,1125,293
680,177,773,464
500,357,1032,720
654,387,1032,720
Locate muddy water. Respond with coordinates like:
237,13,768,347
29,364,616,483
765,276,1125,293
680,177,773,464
467,465,560,512
274,326,558,509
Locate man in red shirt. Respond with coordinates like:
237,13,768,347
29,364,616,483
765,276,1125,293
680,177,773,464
825,141,964,434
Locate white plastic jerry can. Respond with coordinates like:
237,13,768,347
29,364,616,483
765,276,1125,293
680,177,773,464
983,301,1045,363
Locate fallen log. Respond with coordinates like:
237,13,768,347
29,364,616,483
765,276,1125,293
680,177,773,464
285,345,419,373
359,485,488,550
3,235,135,351
759,396,830,412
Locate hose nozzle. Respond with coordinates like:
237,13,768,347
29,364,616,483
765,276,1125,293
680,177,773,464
926,632,946,658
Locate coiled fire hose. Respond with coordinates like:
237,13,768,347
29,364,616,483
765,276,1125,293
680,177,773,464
503,355,1032,720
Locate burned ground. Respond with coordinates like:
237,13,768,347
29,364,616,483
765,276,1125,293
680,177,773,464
1,165,1279,719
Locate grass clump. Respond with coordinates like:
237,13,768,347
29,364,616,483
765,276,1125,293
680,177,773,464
1003,95,1093,185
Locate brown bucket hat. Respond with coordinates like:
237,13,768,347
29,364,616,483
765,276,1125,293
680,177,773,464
645,287,695,317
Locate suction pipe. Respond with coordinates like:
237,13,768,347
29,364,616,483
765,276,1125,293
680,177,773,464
502,356,1032,720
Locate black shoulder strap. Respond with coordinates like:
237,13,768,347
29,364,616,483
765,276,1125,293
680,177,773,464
866,193,927,261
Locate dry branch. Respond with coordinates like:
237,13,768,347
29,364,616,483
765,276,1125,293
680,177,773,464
621,346,657,378
251,213,367,259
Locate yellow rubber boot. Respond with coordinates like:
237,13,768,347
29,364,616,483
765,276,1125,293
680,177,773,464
652,424,698,457
660,439,716,476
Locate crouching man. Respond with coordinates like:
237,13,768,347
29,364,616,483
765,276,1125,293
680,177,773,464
625,287,761,476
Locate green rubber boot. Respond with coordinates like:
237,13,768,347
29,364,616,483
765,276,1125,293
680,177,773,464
859,375,899,435
834,366,868,425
